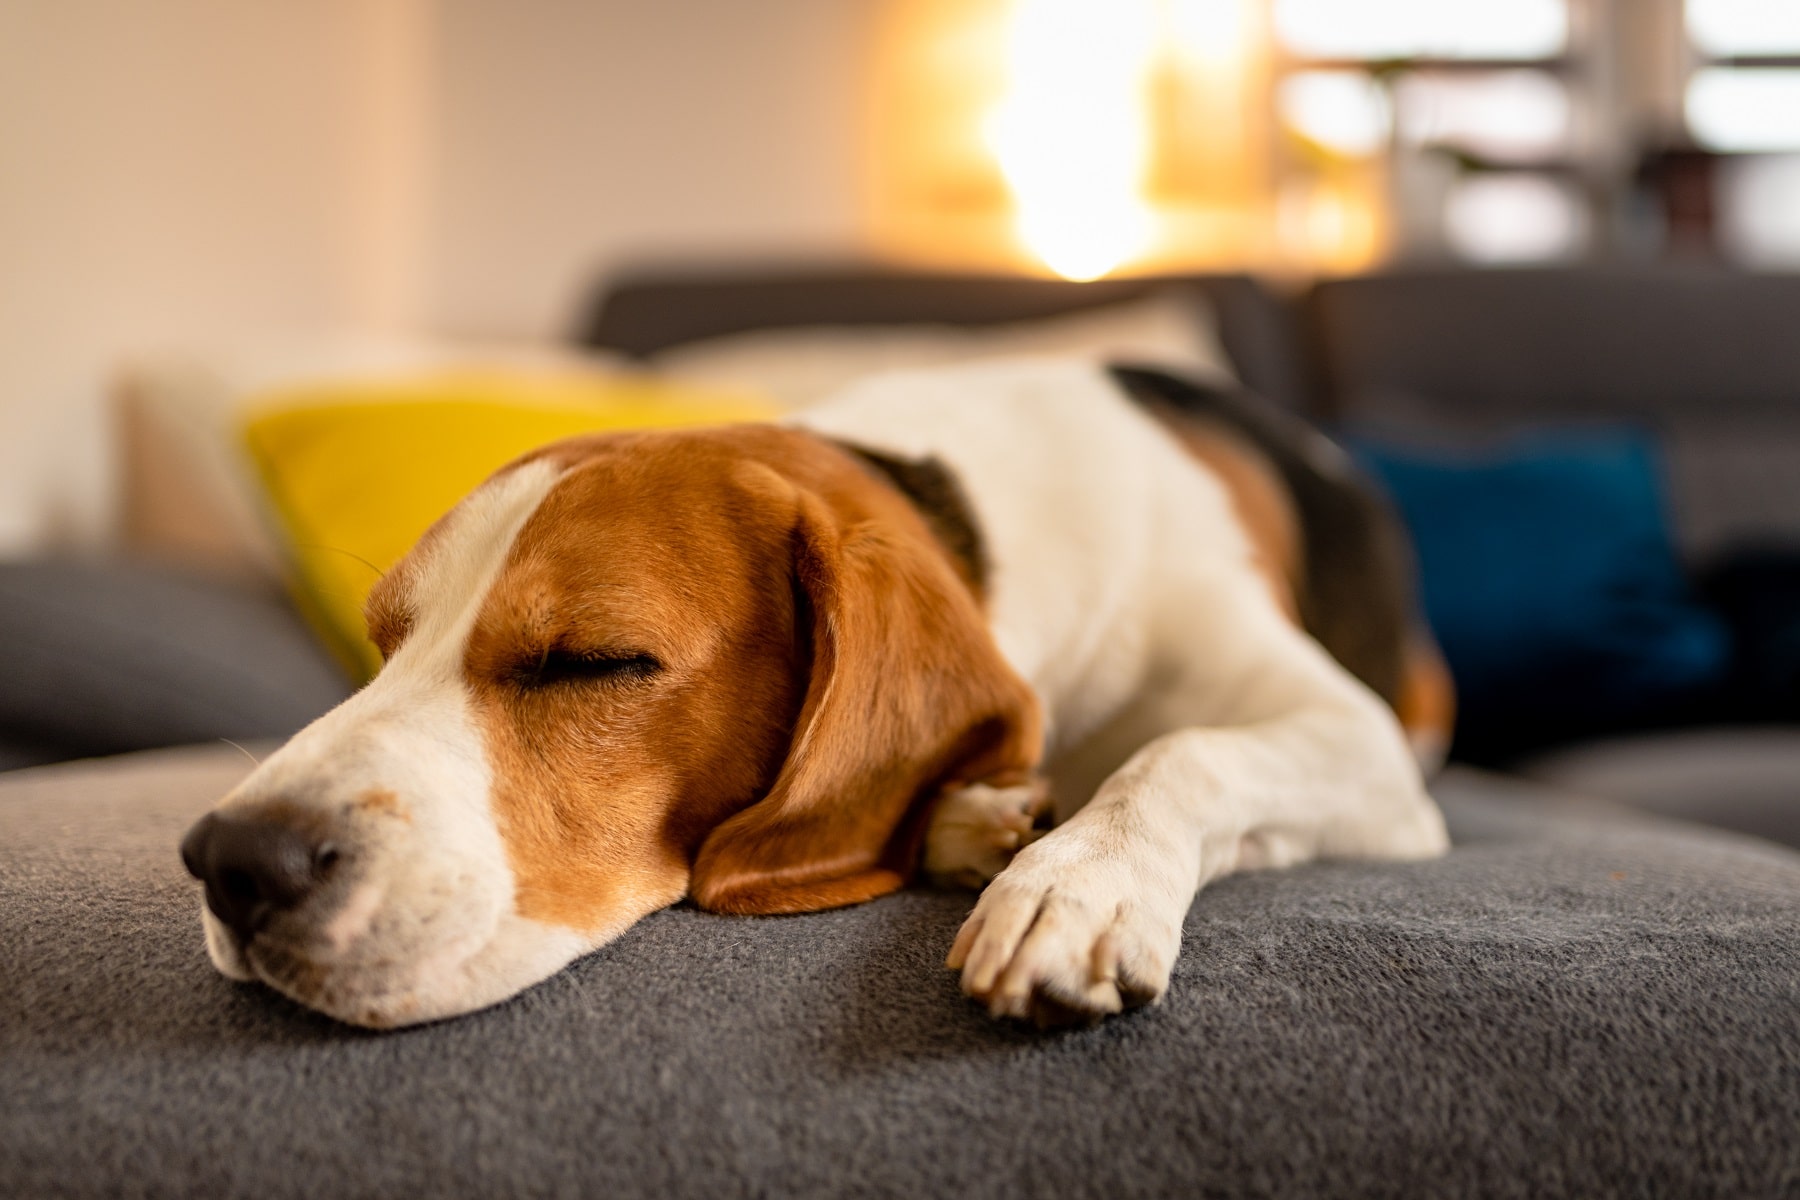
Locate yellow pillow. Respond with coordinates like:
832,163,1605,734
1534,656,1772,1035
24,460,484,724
241,371,774,682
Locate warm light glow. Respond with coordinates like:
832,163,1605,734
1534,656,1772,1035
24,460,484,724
1274,0,1568,61
1167,0,1252,67
1276,176,1384,271
1688,0,1800,56
876,0,1275,277
985,0,1157,280
1688,68,1800,152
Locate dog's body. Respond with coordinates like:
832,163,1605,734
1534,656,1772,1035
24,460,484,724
182,359,1449,1028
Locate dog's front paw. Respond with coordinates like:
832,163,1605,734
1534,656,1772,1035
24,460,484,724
945,831,1184,1028
922,778,1051,890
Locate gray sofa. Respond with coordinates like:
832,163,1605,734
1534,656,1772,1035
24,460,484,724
6,746,1799,1198
3,266,1798,1197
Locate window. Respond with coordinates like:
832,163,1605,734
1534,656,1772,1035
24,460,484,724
1687,0,1800,58
1270,0,1589,266
1687,69,1800,153
1274,0,1567,61
1685,0,1800,264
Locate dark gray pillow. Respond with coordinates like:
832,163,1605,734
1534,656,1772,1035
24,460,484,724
0,559,352,762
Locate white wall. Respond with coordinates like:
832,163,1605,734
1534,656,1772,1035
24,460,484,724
0,0,878,553
426,0,878,339
0,0,427,551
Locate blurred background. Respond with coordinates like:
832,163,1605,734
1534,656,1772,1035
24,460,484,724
4,0,1798,554
5,0,1800,797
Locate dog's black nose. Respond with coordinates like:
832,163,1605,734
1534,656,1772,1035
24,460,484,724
180,811,338,941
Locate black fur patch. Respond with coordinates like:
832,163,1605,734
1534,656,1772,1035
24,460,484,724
830,441,989,598
1108,363,1416,709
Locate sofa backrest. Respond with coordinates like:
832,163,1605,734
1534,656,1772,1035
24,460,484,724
575,267,1311,411
1308,267,1800,558
575,263,1800,560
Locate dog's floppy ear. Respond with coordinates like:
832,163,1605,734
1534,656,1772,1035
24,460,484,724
690,484,1042,915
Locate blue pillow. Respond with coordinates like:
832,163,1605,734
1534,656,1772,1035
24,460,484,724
1346,429,1730,758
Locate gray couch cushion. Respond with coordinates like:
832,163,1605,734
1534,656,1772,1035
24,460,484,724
3,748,1798,1198
1308,267,1800,559
1518,726,1800,849
0,560,352,762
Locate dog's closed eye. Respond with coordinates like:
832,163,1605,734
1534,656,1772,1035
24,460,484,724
510,649,662,689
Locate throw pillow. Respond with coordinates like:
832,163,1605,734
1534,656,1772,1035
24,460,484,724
242,373,772,681
1347,428,1731,761
1699,543,1800,720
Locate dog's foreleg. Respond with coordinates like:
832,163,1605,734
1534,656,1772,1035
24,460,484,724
948,621,1447,1027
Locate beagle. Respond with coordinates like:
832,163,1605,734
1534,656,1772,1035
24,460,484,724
181,359,1451,1029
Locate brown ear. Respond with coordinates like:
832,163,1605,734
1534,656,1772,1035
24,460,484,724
689,488,1042,915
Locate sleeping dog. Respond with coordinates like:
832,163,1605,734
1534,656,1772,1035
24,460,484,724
181,360,1451,1029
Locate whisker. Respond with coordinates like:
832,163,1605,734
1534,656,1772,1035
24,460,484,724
220,738,264,769
295,544,387,581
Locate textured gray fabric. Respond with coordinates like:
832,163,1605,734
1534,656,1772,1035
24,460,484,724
0,560,353,762
1307,267,1800,558
1518,726,1800,849
4,747,1799,1199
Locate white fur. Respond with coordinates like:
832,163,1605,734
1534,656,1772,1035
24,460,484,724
797,359,1447,1020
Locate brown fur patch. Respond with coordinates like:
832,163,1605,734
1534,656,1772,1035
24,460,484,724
1395,632,1458,756
1149,409,1305,622
689,454,1042,914
404,426,1043,934
353,789,409,822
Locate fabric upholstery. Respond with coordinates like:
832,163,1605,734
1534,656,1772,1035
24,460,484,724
0,561,351,761
1519,726,1800,849
1348,430,1730,761
1701,545,1800,720
1307,267,1800,559
4,747,1797,1198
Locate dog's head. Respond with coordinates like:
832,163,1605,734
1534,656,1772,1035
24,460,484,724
181,426,1040,1027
